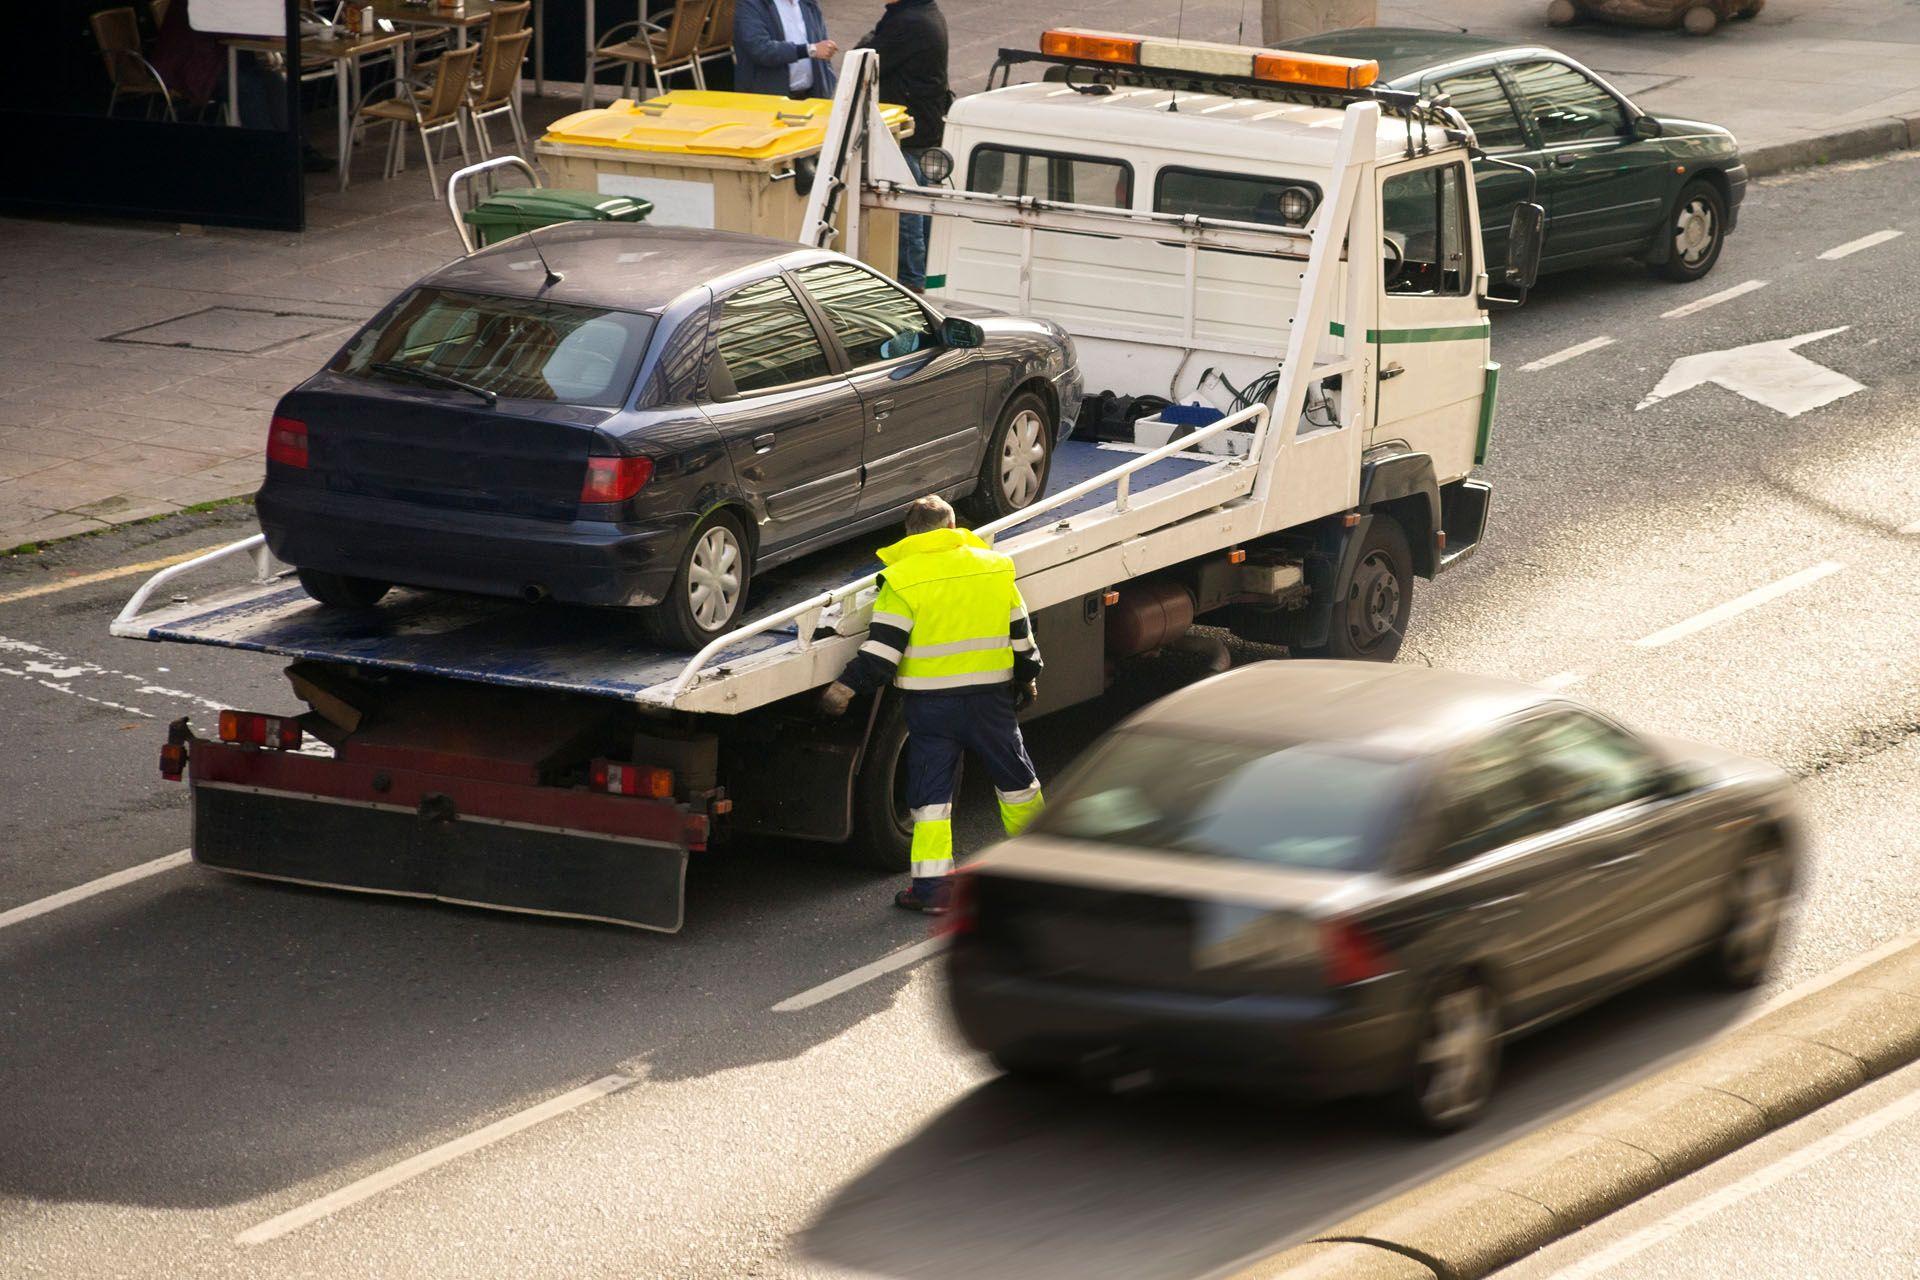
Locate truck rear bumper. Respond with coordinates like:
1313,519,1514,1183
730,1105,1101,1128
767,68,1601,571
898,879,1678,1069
188,739,698,930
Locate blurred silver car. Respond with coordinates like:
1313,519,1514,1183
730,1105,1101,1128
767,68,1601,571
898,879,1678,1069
945,661,1799,1130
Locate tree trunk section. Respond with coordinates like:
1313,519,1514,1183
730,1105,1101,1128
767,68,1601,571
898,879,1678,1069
1262,0,1378,45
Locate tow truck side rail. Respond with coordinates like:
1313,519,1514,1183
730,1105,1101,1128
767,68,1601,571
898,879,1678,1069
110,534,278,639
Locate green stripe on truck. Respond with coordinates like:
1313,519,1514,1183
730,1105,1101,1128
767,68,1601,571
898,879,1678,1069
1477,361,1500,465
1329,321,1491,343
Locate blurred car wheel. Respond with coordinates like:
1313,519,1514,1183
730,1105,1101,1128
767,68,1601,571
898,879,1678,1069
1405,976,1500,1132
1711,847,1789,988
297,568,391,608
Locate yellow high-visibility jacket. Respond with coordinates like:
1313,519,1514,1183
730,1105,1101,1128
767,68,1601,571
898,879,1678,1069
837,528,1043,693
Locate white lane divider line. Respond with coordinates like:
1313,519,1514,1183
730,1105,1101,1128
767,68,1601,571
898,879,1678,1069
1819,229,1903,261
1633,561,1843,650
0,849,190,933
1660,279,1767,320
1551,1080,1920,1279
1535,671,1587,691
772,937,948,1013
0,633,225,718
1519,336,1616,373
236,1071,641,1246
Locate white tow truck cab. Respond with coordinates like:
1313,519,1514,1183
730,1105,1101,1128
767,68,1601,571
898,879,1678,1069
112,34,1537,931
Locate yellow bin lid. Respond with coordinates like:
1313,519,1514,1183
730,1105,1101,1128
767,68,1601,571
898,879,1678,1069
542,91,910,160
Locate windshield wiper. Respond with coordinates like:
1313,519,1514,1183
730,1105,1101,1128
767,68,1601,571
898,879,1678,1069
370,361,497,406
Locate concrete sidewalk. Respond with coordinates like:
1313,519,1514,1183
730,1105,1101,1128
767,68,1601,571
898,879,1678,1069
3,0,1917,555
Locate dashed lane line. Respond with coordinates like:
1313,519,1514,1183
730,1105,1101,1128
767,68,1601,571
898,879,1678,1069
1660,279,1768,320
1548,1078,1920,1279
0,544,235,608
0,633,225,718
0,850,190,933
1632,561,1843,650
772,937,948,1013
235,1071,642,1246
1819,229,1903,261
1519,336,1615,373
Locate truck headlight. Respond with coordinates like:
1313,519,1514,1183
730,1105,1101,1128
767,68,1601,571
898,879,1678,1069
917,147,954,184
1279,186,1316,225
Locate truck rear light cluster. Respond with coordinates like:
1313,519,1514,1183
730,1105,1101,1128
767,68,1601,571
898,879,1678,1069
1321,918,1389,987
159,741,187,781
590,759,674,799
218,709,303,750
580,455,653,504
267,416,309,469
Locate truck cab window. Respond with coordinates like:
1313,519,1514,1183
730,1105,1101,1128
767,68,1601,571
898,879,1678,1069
968,145,1133,208
1381,163,1472,297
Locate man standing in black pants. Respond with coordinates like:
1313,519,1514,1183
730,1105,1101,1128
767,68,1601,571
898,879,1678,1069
855,0,950,293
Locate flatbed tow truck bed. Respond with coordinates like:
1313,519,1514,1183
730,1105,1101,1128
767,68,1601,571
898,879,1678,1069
114,442,1223,706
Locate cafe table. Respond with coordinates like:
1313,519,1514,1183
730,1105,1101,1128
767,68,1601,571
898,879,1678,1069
220,28,411,190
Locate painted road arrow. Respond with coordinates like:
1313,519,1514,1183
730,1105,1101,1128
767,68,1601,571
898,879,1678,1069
1636,326,1864,418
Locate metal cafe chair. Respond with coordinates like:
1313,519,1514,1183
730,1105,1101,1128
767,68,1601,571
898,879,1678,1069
593,0,717,99
90,6,180,121
348,42,480,191
468,28,533,157
691,0,735,84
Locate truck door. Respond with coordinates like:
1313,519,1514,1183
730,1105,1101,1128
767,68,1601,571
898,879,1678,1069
788,260,986,517
1371,157,1487,483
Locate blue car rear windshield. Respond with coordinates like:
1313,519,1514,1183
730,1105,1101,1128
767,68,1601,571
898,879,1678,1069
331,289,655,407
1030,731,1412,871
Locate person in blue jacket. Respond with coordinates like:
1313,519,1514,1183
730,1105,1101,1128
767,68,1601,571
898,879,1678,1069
732,0,839,98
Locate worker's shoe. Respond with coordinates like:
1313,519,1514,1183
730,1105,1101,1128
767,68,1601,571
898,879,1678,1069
894,880,951,915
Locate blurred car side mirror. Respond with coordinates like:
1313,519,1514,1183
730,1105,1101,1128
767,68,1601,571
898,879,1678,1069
941,316,985,348
1631,114,1664,140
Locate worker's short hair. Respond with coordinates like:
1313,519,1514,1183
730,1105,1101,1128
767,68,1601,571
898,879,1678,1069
904,495,957,536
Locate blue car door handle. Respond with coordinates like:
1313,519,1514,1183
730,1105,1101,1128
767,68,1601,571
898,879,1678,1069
753,433,776,454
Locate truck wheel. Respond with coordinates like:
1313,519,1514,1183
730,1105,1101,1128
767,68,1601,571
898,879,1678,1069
1656,179,1727,281
847,693,914,871
643,510,751,651
1310,516,1412,662
297,568,390,608
964,391,1053,524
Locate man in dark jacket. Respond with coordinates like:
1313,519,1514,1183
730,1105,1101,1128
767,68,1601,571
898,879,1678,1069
856,0,950,291
733,0,839,98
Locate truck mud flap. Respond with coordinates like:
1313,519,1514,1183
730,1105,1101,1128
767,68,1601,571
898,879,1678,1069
193,784,687,931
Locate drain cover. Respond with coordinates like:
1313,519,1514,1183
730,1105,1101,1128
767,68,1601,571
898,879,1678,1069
104,306,364,355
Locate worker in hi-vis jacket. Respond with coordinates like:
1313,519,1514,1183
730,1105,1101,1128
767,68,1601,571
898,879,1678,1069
820,495,1045,913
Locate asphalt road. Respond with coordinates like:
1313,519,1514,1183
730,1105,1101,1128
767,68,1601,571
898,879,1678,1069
4,152,1919,1279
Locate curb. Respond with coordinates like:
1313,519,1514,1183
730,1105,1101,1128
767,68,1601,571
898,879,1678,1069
1743,115,1920,178
1229,938,1920,1280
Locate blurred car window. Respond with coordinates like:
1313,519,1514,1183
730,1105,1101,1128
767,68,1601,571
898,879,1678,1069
1506,60,1627,146
1428,68,1528,154
1153,168,1323,227
1382,162,1472,296
1433,717,1561,863
1530,708,1662,821
968,144,1133,208
331,288,655,407
712,276,833,394
792,262,936,367
1031,731,1413,871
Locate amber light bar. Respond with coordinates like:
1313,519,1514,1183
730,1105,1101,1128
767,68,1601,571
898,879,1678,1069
1037,28,1379,92
1039,29,1141,65
1253,50,1379,91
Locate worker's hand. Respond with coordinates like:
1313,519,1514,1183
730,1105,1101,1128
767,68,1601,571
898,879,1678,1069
819,681,856,717
1013,679,1038,712
810,39,838,59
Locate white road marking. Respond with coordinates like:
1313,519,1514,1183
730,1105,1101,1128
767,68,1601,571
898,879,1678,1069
1633,561,1844,650
0,544,234,608
235,1071,641,1246
0,634,225,717
1520,336,1616,373
1549,1080,1920,1279
1635,327,1863,418
1659,278,1767,320
0,850,190,932
1818,229,1903,261
1536,671,1587,691
772,937,948,1013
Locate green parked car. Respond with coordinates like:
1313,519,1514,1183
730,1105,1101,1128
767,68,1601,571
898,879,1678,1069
1290,29,1747,283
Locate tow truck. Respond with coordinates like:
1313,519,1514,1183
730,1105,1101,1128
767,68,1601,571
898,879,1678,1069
111,31,1542,931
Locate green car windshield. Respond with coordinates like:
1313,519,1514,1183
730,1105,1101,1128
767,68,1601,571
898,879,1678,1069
1030,731,1412,871
332,288,655,408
